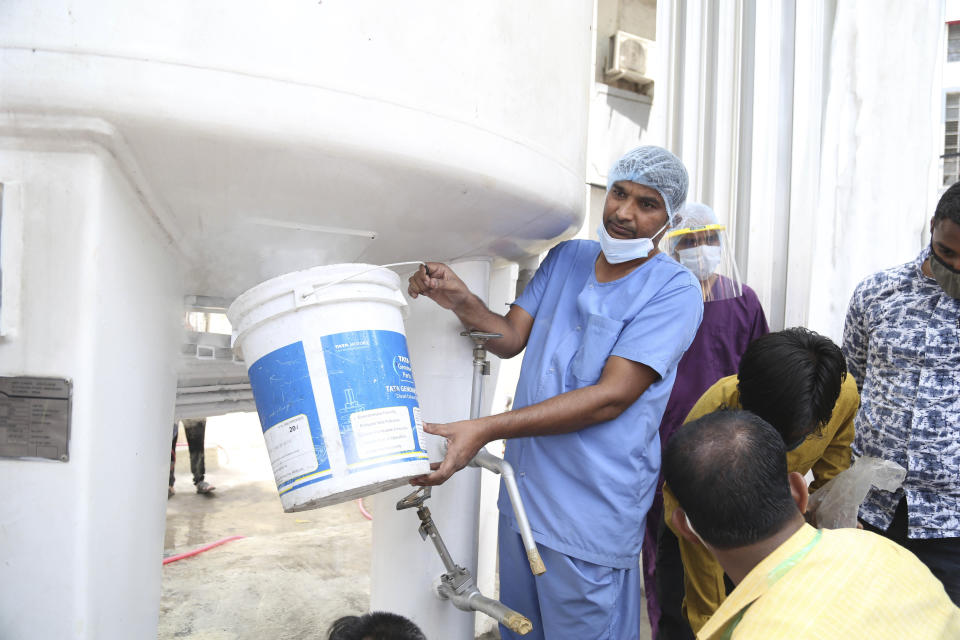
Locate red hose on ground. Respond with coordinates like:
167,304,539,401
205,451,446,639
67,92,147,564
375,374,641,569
163,535,245,565
357,498,373,521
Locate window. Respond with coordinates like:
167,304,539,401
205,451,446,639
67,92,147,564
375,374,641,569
185,311,232,335
944,93,960,186
949,23,960,62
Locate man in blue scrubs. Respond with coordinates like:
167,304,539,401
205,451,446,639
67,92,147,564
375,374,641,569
408,146,704,639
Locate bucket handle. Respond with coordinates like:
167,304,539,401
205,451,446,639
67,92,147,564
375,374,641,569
297,261,425,303
293,285,407,311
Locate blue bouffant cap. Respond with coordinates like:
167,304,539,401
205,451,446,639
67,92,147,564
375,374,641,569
607,146,689,223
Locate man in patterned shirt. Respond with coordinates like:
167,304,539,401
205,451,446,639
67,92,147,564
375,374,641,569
842,182,960,603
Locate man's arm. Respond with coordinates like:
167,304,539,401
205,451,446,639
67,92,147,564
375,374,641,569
408,262,533,358
410,354,660,486
841,282,869,392
808,375,858,492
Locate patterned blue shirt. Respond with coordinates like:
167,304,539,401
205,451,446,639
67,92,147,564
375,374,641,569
497,240,703,567
842,247,960,538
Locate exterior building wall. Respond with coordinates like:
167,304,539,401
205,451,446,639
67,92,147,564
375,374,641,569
652,0,942,341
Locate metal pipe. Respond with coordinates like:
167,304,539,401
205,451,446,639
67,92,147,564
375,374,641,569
438,580,532,636
395,327,543,636
462,329,545,576
469,351,484,420
470,450,545,575
174,391,253,405
417,507,458,574
176,383,252,394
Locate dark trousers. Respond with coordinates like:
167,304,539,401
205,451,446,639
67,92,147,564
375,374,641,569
170,418,207,487
654,521,695,640
863,497,960,606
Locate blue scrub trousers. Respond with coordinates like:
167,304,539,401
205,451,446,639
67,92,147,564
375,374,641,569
498,514,642,640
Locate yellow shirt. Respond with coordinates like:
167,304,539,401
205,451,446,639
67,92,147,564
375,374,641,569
662,374,859,633
698,523,960,639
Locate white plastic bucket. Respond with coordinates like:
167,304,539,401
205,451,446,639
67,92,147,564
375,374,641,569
227,264,430,512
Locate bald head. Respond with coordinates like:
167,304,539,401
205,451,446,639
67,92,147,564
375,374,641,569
663,410,798,549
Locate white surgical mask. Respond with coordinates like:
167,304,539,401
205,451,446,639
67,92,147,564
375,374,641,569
677,245,722,280
597,221,669,264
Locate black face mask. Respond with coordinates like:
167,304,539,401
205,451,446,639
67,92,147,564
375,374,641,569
930,241,960,300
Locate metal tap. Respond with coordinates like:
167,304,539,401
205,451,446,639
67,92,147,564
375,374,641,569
394,328,545,635
461,330,546,576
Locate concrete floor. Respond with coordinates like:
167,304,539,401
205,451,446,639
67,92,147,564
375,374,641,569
161,413,373,640
160,413,652,640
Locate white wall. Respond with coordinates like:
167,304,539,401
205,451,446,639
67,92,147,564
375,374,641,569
652,0,943,341
585,0,659,237
806,1,943,338
0,137,182,638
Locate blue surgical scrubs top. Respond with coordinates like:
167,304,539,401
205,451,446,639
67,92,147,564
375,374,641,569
498,239,703,568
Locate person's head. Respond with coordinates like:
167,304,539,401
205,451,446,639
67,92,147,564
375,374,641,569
668,203,722,254
929,183,960,297
737,327,847,449
327,612,426,640
603,146,688,245
664,202,724,282
664,410,806,550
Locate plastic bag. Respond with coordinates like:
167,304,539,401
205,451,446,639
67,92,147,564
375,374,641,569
807,456,906,529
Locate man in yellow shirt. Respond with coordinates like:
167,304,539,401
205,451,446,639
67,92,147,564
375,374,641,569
663,409,960,639
657,328,858,637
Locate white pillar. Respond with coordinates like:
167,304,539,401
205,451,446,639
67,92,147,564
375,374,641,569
0,129,183,639
370,259,492,640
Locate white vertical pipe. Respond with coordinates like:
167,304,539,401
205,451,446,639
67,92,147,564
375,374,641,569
783,1,830,329
679,0,705,176
475,260,518,638
710,0,741,229
651,0,684,154
743,0,792,329
694,0,719,205
370,259,491,640
732,0,757,277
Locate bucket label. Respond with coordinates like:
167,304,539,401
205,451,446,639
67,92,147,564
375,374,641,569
261,414,315,487
248,341,331,494
321,329,428,472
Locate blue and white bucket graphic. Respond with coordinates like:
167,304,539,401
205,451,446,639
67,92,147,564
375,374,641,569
229,264,430,512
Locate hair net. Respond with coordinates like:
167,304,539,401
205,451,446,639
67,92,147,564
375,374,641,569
673,202,719,228
606,146,689,222
662,200,745,301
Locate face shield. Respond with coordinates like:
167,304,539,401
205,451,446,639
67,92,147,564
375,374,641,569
663,222,744,302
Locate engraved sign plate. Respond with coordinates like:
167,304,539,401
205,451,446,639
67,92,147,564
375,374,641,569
0,376,71,461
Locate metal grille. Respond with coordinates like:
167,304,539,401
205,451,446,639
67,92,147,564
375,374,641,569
950,23,960,62
945,93,960,186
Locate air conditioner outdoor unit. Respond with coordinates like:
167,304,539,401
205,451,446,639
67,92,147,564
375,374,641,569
604,30,655,86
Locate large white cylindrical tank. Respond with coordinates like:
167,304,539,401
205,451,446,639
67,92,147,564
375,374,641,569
1,0,593,296
0,2,592,638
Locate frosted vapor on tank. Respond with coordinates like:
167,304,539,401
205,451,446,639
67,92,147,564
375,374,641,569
228,264,429,512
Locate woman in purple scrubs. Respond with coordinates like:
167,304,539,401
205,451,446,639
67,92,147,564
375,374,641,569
642,203,769,639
